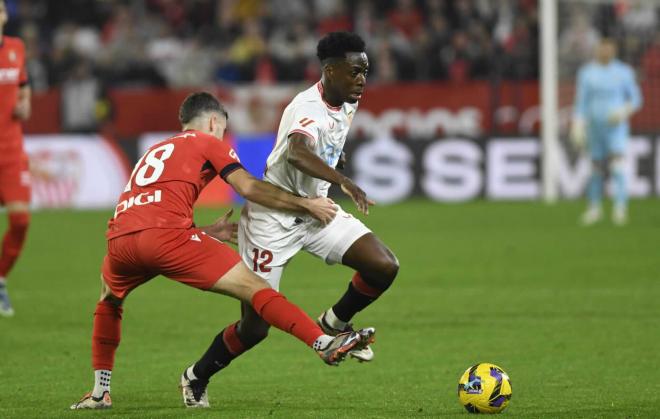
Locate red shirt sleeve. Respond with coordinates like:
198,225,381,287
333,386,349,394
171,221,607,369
18,40,28,86
201,134,243,181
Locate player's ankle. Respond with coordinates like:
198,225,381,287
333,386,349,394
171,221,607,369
323,308,347,330
312,334,333,351
92,370,112,398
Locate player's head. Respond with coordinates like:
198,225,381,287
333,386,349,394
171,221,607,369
317,31,368,104
0,0,7,32
179,92,228,139
596,38,617,64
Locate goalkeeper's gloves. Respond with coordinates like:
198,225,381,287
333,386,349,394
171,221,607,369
607,103,634,125
570,118,586,150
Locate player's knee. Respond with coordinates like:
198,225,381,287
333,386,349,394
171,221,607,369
8,211,30,235
369,251,399,290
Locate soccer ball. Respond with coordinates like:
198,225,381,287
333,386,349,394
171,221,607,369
457,363,512,414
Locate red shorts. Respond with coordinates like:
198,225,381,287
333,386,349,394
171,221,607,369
102,227,242,299
0,155,31,204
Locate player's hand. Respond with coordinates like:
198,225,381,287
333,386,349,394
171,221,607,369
340,178,375,215
335,152,346,170
304,197,337,225
200,209,238,244
607,104,632,125
569,118,586,150
13,101,30,121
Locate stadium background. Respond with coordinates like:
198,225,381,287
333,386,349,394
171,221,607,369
2,0,660,418
5,0,660,207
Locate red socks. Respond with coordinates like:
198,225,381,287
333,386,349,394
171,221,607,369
92,301,123,370
351,272,384,298
0,212,30,277
251,288,323,347
222,321,245,356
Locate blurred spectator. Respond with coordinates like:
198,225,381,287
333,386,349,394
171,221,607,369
559,11,600,79
1,0,655,87
61,59,102,132
317,0,351,35
388,0,423,40
269,21,316,81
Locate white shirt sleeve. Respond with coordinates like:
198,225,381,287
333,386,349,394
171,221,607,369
286,104,325,146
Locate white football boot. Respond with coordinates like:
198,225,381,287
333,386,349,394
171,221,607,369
318,312,375,362
317,328,375,366
580,205,602,226
70,391,112,410
612,205,628,226
180,370,210,408
0,280,14,317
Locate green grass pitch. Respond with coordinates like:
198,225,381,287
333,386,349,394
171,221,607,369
1,199,659,418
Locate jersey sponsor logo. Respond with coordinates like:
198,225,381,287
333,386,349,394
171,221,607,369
0,67,20,83
190,233,201,242
299,117,315,127
8,50,16,62
114,190,162,217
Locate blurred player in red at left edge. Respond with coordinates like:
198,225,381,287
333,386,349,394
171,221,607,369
0,0,32,317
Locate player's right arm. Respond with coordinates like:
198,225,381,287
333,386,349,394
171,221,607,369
570,66,588,149
287,133,374,215
225,168,337,224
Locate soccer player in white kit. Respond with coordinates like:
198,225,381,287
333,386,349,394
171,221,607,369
181,33,399,389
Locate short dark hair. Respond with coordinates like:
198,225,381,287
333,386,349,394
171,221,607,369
317,32,366,62
179,92,228,125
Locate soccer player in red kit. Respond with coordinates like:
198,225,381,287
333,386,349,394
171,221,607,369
70,92,375,410
0,0,32,317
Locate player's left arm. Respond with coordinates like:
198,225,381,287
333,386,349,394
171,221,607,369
13,42,31,121
608,66,643,125
624,66,642,113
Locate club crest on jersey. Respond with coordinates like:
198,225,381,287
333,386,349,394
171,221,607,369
229,149,240,162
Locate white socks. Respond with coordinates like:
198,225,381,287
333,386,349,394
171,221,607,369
312,335,334,351
323,308,347,330
92,370,111,398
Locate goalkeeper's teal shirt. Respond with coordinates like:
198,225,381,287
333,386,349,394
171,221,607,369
573,59,642,128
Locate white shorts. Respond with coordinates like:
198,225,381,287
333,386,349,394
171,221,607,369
238,202,371,290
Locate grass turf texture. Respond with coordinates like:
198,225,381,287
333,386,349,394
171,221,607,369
1,199,659,418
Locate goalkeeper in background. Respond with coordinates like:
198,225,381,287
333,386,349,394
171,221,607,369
571,38,642,226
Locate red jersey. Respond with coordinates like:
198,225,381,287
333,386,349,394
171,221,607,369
0,36,28,164
106,130,242,239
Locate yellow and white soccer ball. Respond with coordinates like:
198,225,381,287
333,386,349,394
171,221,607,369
458,363,512,414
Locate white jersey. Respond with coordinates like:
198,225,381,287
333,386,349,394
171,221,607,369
264,81,357,198
239,82,371,286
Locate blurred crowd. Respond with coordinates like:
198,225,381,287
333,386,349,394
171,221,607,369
559,0,660,81
4,0,541,91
